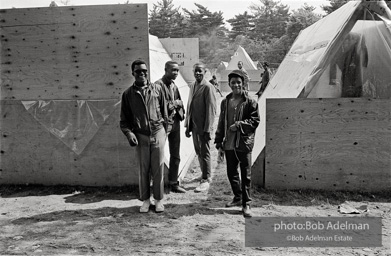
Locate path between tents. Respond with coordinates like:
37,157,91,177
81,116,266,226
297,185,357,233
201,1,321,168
0,92,390,255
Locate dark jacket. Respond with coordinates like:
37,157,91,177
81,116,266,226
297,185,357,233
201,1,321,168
185,78,217,135
154,76,185,126
261,69,270,90
215,92,260,153
120,81,167,136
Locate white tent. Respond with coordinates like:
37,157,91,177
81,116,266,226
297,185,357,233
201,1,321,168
226,45,258,70
253,0,391,165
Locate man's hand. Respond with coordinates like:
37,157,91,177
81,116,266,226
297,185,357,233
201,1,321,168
229,121,239,131
174,99,183,108
185,129,191,138
126,132,138,147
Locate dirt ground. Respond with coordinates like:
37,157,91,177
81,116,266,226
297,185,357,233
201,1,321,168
1,149,390,256
0,93,390,256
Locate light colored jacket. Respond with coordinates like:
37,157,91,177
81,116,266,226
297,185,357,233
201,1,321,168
185,79,217,135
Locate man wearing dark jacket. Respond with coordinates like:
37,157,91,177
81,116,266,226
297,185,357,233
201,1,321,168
120,59,168,213
154,61,186,193
256,61,271,97
215,69,260,217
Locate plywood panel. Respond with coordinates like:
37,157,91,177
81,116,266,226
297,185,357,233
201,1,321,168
0,4,149,100
265,98,391,191
0,100,138,186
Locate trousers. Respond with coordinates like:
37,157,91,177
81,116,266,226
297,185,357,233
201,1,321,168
135,128,166,201
192,133,211,180
167,121,181,185
225,150,252,207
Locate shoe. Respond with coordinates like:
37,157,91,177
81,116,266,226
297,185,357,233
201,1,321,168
225,198,242,208
243,205,253,218
155,200,164,213
170,184,186,193
194,179,210,193
140,199,150,213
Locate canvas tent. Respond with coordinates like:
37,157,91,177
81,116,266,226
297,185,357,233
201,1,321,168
220,46,261,91
253,0,391,168
226,46,257,70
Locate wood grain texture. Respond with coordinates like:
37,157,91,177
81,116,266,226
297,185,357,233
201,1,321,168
265,98,391,191
0,4,149,100
0,100,138,186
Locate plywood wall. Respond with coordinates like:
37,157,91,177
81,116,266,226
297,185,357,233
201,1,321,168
0,4,149,186
1,101,136,186
265,98,391,191
0,4,148,100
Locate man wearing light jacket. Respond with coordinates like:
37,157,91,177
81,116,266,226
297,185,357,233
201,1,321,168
185,63,217,193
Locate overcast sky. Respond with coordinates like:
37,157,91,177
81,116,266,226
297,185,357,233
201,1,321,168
0,0,329,20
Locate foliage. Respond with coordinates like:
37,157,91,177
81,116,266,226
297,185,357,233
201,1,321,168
147,0,388,70
227,11,255,40
321,0,349,15
149,0,186,38
286,3,322,46
249,0,290,42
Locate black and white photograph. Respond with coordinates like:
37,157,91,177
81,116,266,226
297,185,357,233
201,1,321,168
0,0,390,255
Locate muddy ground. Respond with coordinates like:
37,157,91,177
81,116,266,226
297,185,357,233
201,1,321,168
0,93,390,255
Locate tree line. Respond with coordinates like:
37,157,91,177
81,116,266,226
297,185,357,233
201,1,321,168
149,0,391,69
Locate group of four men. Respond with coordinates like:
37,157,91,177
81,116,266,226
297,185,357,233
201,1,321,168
120,59,260,218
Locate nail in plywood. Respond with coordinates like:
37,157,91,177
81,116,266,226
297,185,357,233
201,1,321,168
0,4,148,186
265,98,391,192
0,4,149,100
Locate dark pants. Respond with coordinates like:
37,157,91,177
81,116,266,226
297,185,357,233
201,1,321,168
192,133,211,180
167,121,181,185
225,150,252,207
135,128,166,201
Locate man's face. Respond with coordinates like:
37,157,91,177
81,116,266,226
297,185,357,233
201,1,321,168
237,62,243,69
193,65,206,83
165,63,179,81
132,64,148,84
229,77,244,95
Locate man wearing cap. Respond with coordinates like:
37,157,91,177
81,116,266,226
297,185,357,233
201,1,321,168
215,69,260,218
256,61,270,97
185,63,217,193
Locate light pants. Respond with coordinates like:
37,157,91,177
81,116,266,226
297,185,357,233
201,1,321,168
135,128,166,201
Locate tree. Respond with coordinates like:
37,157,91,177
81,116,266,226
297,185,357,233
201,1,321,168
249,0,290,42
227,11,255,40
286,3,321,46
321,0,349,15
182,3,225,37
149,0,186,38
182,3,227,67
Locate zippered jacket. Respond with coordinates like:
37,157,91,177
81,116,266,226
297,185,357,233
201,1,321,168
120,81,167,137
214,92,260,153
154,76,185,125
